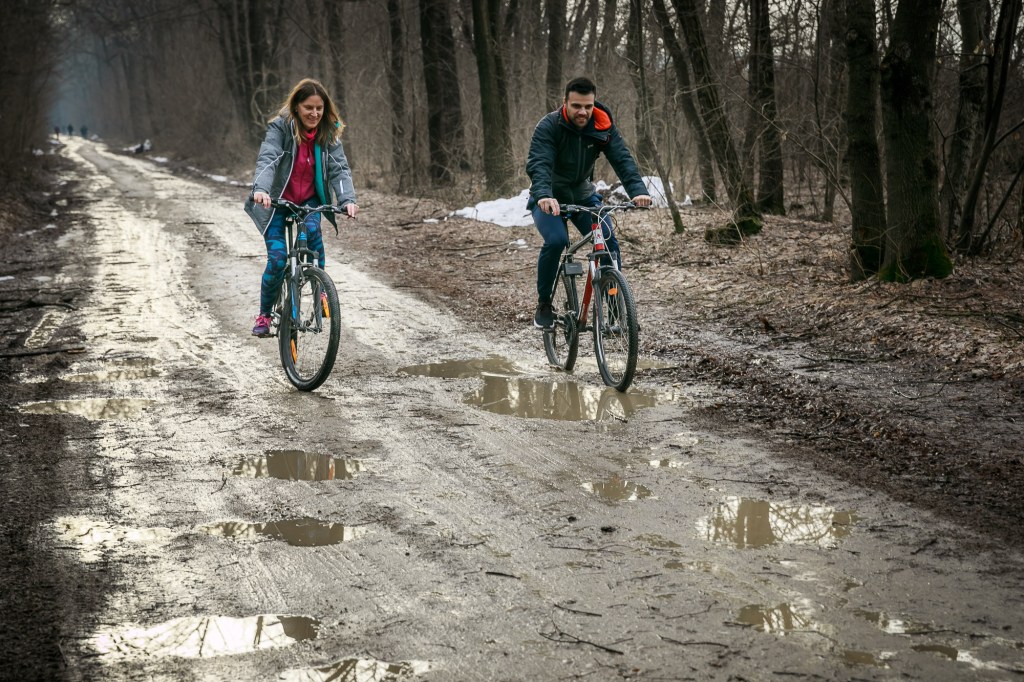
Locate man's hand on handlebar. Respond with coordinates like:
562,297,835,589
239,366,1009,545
632,194,652,208
539,197,560,216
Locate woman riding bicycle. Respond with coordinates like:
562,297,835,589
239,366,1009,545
244,78,359,337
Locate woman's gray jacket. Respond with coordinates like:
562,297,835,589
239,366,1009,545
243,117,356,235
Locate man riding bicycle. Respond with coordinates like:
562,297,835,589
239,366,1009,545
525,76,652,329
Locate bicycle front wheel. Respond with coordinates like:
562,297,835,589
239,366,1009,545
278,267,341,391
544,271,581,370
593,268,638,391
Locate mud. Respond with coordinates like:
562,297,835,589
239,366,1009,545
1,137,1022,680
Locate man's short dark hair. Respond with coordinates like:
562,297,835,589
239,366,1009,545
564,77,597,100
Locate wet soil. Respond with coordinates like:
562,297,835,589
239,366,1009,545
2,140,1023,680
341,191,1024,549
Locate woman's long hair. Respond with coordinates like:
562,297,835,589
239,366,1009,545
275,78,345,147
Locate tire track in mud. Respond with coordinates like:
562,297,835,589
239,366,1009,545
36,139,1024,681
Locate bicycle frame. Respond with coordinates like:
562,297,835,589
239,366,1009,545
559,208,619,328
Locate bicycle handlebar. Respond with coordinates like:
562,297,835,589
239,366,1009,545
269,198,344,218
560,202,645,218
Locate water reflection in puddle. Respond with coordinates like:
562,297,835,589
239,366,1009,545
198,518,367,546
400,355,521,378
853,609,932,635
842,650,889,668
54,516,173,562
737,602,816,634
18,398,157,420
63,358,161,382
281,657,432,681
233,450,362,481
581,475,654,502
92,614,318,658
466,376,669,421
697,496,857,548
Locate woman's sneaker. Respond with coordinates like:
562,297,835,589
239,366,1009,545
533,301,554,329
251,313,273,337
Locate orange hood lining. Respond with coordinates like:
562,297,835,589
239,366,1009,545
561,103,612,132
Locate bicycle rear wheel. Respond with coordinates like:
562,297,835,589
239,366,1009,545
593,268,638,391
278,267,341,391
544,269,581,370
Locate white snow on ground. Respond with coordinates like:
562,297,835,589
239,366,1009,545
451,177,682,227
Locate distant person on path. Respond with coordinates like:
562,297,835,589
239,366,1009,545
244,77,358,337
67,124,73,136
53,126,60,139
80,126,88,138
525,77,651,329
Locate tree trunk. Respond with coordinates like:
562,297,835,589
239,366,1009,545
672,0,760,239
940,0,989,241
750,0,785,214
420,0,466,185
954,0,1022,254
387,0,409,186
845,0,887,280
544,0,565,109
471,0,517,196
878,0,953,281
650,0,716,202
626,0,684,233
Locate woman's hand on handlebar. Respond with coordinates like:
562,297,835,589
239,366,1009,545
253,191,272,209
342,203,359,219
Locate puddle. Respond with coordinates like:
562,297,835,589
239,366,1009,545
17,398,158,420
233,450,362,481
635,533,681,548
696,496,857,548
280,657,433,681
24,309,67,348
198,518,368,546
400,355,521,378
466,375,670,421
842,650,889,668
853,609,933,635
581,474,654,502
736,602,816,634
649,458,688,468
63,358,161,382
92,614,318,658
54,516,174,561
912,644,960,660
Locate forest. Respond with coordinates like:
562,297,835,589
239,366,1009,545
2,0,1022,282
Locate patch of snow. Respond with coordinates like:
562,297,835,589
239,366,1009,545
452,189,533,227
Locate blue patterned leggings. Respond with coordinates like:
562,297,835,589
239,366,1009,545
259,203,326,314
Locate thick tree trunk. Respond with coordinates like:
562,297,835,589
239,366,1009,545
845,0,887,280
941,0,989,241
544,0,565,109
420,0,466,185
879,0,953,281
672,0,760,239
471,0,517,196
750,0,785,215
650,0,716,202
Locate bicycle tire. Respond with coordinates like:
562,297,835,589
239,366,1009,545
544,268,581,370
592,268,638,391
278,267,341,391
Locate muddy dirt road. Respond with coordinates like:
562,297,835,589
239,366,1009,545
2,138,1023,681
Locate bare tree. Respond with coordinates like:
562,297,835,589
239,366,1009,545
420,0,466,185
544,0,566,109
845,0,887,279
672,0,761,240
626,0,684,232
387,0,410,185
878,0,953,280
471,0,517,195
748,0,785,214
